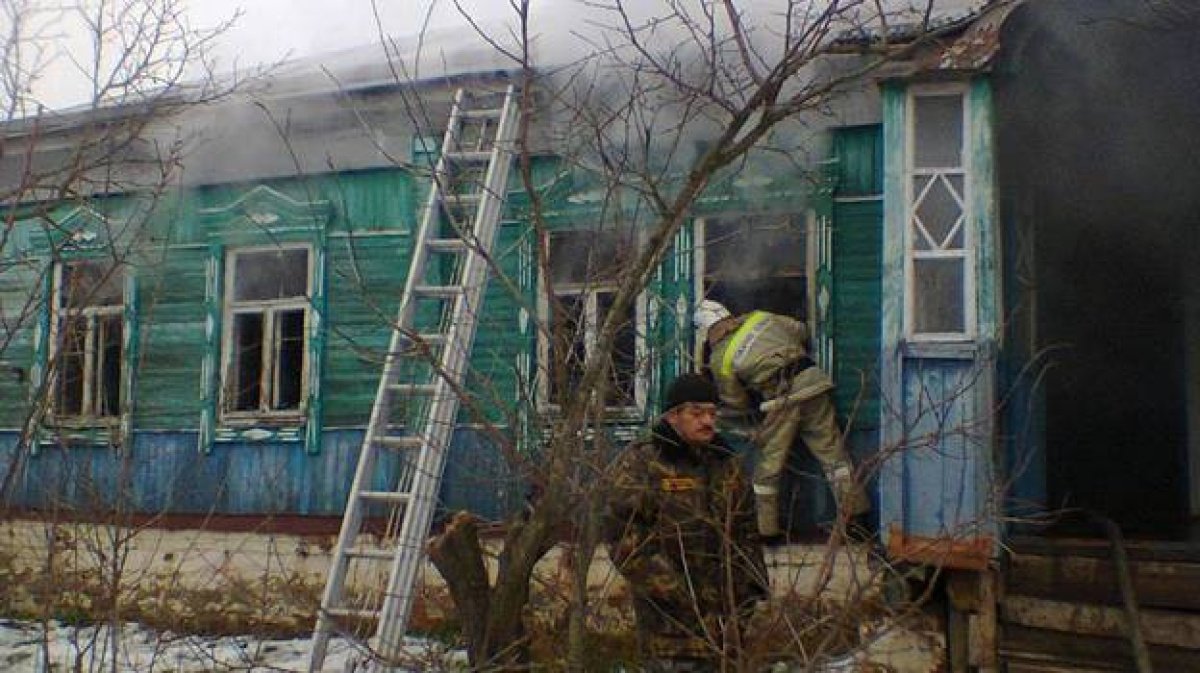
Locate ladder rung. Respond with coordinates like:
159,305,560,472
462,108,503,120
378,435,424,450
326,607,380,620
425,239,467,254
359,490,412,504
389,383,438,396
444,150,492,163
405,333,447,348
443,192,483,204
344,547,395,561
413,285,463,299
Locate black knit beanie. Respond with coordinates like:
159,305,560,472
663,373,719,411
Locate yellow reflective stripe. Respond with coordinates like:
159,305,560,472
718,311,768,377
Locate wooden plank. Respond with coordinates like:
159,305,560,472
1007,551,1200,611
1005,660,1125,673
1002,624,1200,671
1010,535,1200,563
970,570,999,668
888,526,993,570
1002,595,1200,650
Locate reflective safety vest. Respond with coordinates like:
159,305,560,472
709,311,830,409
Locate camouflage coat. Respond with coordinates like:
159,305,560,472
605,420,768,662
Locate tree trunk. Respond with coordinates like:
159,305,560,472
430,496,561,670
429,512,491,666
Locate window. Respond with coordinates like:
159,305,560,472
541,229,643,409
907,87,973,338
697,213,809,320
222,246,310,418
53,261,124,420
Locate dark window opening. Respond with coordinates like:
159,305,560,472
550,293,586,402
702,214,808,320
96,315,122,416
544,229,641,410
58,317,87,417
274,309,306,410
231,313,264,412
233,248,309,301
599,290,637,407
548,228,634,286
224,247,310,417
55,261,123,420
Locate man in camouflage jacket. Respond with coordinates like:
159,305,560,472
605,374,768,671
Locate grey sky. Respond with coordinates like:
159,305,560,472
34,0,520,108
184,0,517,74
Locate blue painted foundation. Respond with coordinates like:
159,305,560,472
0,428,525,520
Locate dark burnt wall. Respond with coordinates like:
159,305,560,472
993,0,1200,533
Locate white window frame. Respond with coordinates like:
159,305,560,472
904,83,976,341
49,261,125,422
536,232,647,414
220,244,312,422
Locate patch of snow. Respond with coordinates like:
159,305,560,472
0,619,467,672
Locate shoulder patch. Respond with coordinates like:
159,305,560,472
660,477,698,492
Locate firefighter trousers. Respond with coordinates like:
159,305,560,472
753,390,870,536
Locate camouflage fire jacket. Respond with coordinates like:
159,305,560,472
604,419,768,661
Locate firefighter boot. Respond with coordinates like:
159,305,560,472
755,491,783,541
827,460,871,518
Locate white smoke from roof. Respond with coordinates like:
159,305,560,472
263,0,992,95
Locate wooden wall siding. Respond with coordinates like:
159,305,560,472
831,199,883,431
831,124,884,433
832,125,884,197
323,233,412,427
136,245,212,429
879,79,1000,554
0,428,522,517
0,258,43,427
463,220,534,425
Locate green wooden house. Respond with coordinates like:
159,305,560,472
3,0,1198,583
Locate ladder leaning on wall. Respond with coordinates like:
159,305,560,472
308,84,520,672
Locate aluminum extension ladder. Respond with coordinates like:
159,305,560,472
309,84,520,671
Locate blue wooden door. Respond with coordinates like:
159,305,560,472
879,79,999,570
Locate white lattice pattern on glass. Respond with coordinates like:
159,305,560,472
912,172,965,252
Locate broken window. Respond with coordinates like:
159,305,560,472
542,229,642,409
54,261,124,420
908,87,972,338
223,246,310,417
698,213,809,320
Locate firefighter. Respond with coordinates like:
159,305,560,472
693,300,871,541
604,373,767,671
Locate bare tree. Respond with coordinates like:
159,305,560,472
0,3,274,671
0,0,247,502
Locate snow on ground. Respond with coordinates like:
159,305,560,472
0,620,468,672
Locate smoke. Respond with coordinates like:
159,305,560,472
994,0,1200,525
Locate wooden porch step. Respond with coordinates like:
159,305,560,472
1001,595,1200,650
1007,548,1200,612
1001,624,1200,671
1008,535,1200,563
